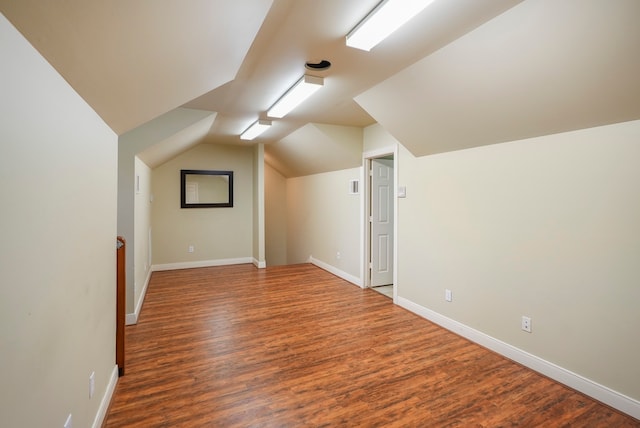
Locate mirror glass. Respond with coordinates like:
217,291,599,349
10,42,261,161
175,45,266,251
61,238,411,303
180,170,233,208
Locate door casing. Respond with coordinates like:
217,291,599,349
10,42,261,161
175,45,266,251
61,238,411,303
362,145,399,302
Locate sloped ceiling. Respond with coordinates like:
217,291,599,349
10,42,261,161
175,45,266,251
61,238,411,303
355,0,640,157
137,112,217,169
119,108,215,157
0,0,272,135
184,0,522,147
3,0,639,176
265,124,363,178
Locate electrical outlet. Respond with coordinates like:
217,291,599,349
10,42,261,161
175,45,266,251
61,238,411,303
521,316,532,333
188,245,194,253
336,251,341,260
445,289,452,302
64,414,72,428
89,371,95,398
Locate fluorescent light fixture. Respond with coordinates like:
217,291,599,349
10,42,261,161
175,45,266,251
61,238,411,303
346,0,435,51
267,75,324,118
240,119,271,140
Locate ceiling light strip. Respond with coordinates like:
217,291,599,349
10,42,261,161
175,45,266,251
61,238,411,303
346,0,435,51
240,119,272,140
267,75,324,118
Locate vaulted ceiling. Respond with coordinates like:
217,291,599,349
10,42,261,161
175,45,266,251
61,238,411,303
2,0,639,177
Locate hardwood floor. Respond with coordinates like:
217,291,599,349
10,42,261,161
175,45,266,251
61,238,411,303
104,264,638,427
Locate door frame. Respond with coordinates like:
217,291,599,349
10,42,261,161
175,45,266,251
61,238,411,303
361,145,399,302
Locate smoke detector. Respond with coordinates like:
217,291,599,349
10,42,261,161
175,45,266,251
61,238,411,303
305,60,331,71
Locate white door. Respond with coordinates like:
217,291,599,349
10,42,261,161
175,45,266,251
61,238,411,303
370,158,394,286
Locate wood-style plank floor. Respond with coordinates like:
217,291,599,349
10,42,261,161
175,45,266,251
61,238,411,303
104,264,638,427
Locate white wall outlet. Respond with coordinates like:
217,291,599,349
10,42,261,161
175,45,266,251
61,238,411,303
521,316,532,333
188,245,194,253
336,251,341,260
445,289,452,302
89,371,95,398
64,414,72,428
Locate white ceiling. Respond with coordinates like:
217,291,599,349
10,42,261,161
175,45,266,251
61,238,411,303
265,123,363,178
2,0,639,177
356,0,640,157
0,0,273,134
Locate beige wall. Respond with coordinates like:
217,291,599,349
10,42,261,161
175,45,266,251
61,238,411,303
396,120,640,401
151,144,254,265
0,14,117,428
134,157,152,308
265,162,288,266
286,168,362,278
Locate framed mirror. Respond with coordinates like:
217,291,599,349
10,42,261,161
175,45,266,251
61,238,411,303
180,169,233,208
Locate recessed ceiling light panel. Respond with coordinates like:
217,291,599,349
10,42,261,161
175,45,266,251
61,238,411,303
346,0,435,51
240,119,272,140
267,75,324,119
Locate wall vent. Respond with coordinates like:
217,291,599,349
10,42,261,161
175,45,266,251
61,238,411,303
349,179,359,194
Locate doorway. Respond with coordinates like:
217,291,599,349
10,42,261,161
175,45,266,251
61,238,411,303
363,148,397,301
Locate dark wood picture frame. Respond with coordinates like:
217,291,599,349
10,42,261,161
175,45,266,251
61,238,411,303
180,169,234,208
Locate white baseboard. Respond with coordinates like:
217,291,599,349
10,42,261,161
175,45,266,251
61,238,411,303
309,256,362,287
126,267,152,325
253,258,266,269
151,257,254,272
125,312,137,325
91,364,118,428
397,296,640,420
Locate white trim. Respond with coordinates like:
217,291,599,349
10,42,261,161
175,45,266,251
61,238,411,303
359,166,366,287
310,256,362,287
126,267,152,325
363,146,397,159
362,145,399,304
253,258,266,269
397,296,640,420
125,313,137,325
91,365,118,428
151,257,253,272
